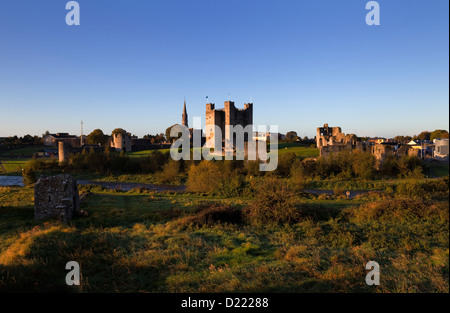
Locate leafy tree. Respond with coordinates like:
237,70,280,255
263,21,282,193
111,128,129,136
277,152,297,176
155,159,181,184
143,133,166,143
285,131,298,141
381,155,400,178
186,160,223,193
414,131,431,141
430,129,449,141
393,135,412,144
86,129,109,146
352,151,375,179
165,124,183,143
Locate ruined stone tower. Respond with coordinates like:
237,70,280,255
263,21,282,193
205,101,253,149
316,123,356,157
58,141,72,163
34,174,80,222
111,129,132,152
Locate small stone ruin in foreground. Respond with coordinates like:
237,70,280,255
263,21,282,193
34,174,80,222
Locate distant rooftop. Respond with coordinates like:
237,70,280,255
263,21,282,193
47,133,78,139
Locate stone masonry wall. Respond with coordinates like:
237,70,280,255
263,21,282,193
34,174,80,222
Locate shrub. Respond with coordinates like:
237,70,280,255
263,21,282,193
244,175,300,226
142,150,169,173
155,159,181,184
215,173,251,198
22,166,36,185
277,153,297,176
352,151,375,179
344,198,449,223
186,160,223,193
381,155,400,178
244,160,261,177
395,178,449,199
21,159,59,185
333,186,345,196
399,156,425,178
290,159,307,191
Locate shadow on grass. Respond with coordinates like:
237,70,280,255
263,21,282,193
0,226,170,292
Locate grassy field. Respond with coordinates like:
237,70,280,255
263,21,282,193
0,146,47,157
127,143,319,159
127,148,171,158
276,142,319,157
428,162,450,178
0,146,49,175
0,184,447,293
0,159,29,174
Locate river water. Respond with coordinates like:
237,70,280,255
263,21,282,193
0,176,25,187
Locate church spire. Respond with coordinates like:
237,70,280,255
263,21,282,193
182,98,188,128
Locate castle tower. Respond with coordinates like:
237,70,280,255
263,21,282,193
58,141,71,163
112,132,131,152
224,101,236,127
205,100,253,150
182,99,188,128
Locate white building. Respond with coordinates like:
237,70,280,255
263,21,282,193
433,139,449,160
252,132,270,142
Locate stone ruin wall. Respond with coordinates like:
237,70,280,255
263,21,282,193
34,174,80,223
316,123,414,166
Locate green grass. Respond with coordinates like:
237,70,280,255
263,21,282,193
0,185,447,293
276,142,319,157
0,146,47,157
0,159,29,174
126,149,171,158
428,163,449,178
126,144,320,159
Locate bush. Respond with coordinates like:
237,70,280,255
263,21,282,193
395,178,449,199
142,150,169,173
333,186,345,196
277,153,297,176
290,159,307,191
244,160,261,177
21,159,59,185
244,175,300,226
352,151,375,179
215,173,251,198
345,198,449,223
381,155,400,178
155,159,181,184
186,160,223,193
399,156,425,178
22,166,36,185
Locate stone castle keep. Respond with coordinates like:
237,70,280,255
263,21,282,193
205,101,253,148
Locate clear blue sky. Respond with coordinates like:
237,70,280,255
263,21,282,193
0,0,448,139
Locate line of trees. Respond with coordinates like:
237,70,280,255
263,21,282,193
0,135,42,151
